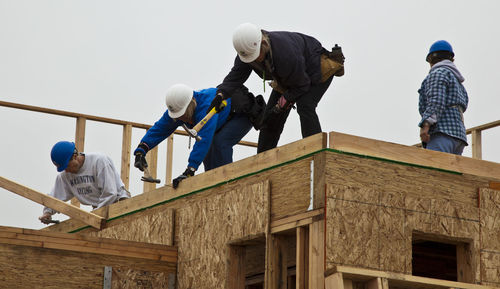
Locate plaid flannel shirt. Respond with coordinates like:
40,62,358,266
418,66,468,144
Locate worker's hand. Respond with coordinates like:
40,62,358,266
172,167,196,189
206,93,225,114
420,122,431,144
272,95,294,114
134,151,148,172
39,213,53,225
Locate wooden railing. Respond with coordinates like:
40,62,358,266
466,120,500,159
0,100,257,195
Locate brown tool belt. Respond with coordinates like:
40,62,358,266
320,54,344,82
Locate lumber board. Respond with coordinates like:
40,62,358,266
325,265,498,289
0,176,105,229
121,123,132,190
296,226,308,289
490,182,500,190
0,226,176,262
270,208,324,233
329,131,500,181
309,219,325,289
45,133,326,233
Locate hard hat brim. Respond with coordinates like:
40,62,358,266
168,103,189,119
238,49,260,63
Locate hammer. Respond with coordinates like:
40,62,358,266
181,100,227,141
141,166,161,183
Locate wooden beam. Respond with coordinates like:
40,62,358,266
44,133,327,233
466,119,500,134
325,272,343,289
0,177,105,229
121,124,132,190
227,245,246,289
0,226,176,262
471,129,482,160
268,235,288,289
72,116,87,208
166,134,174,184
308,219,325,289
329,131,500,181
456,243,473,283
325,265,496,289
296,226,309,289
490,181,500,190
271,209,324,233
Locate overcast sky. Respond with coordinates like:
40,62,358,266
1,0,499,230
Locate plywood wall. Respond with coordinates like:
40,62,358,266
175,180,270,289
324,151,492,283
0,243,175,289
480,188,500,286
86,207,175,246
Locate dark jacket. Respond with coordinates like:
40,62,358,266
217,30,324,102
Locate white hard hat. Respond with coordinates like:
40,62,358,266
165,84,194,119
232,23,262,63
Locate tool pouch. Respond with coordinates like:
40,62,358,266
320,44,345,82
230,87,267,130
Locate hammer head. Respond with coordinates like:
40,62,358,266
182,124,202,141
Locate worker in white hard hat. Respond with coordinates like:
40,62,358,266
134,84,263,188
207,23,345,153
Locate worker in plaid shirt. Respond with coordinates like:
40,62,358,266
418,40,468,155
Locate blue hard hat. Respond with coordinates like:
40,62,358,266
50,141,75,172
427,40,454,58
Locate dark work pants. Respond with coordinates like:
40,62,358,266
203,113,252,171
257,76,334,153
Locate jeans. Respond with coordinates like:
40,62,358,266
257,76,334,153
203,113,252,170
426,133,466,155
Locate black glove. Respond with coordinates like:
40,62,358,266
172,167,196,189
206,93,225,114
133,143,149,171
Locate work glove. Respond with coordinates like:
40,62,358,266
172,167,196,189
206,92,225,114
133,143,149,172
272,95,295,114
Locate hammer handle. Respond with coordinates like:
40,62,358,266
193,100,227,132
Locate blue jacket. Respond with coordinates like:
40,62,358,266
138,88,232,169
217,30,324,102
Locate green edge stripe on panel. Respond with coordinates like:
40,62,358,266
69,147,461,233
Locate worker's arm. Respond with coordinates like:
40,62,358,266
134,111,180,171
40,175,73,223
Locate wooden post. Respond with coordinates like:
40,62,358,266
325,272,343,289
121,124,132,190
471,129,482,160
296,226,309,289
268,235,288,289
0,177,105,229
227,245,246,289
456,243,473,283
143,146,158,193
309,220,324,289
166,134,174,184
72,117,86,208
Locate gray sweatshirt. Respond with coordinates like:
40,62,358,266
43,153,130,215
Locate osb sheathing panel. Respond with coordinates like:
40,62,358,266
480,188,500,284
175,180,270,289
0,243,175,289
111,268,174,289
85,207,174,246
325,182,482,280
324,152,487,206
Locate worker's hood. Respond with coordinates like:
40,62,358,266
431,59,465,83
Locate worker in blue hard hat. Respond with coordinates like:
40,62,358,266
418,40,468,155
39,141,130,224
